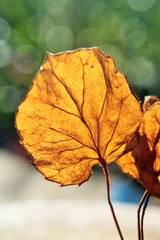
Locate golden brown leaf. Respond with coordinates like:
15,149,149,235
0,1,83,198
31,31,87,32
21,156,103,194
143,95,160,111
117,103,160,198
15,48,142,186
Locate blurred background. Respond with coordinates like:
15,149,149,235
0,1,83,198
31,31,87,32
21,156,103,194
1,0,160,239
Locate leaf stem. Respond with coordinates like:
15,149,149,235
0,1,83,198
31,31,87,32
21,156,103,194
140,191,150,240
137,190,150,240
103,164,124,240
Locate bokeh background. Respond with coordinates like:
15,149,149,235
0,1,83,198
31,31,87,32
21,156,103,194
1,0,160,239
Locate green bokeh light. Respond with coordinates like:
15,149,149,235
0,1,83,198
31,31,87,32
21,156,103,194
127,0,156,12
0,85,21,113
46,26,74,52
0,41,12,68
0,17,11,43
12,45,41,74
26,14,55,43
125,56,157,87
119,18,148,49
0,0,160,129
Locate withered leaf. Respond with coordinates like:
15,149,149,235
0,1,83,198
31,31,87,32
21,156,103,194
143,95,160,111
117,102,160,198
15,48,142,186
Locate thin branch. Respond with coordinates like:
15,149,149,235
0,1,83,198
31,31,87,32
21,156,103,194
137,190,149,240
141,192,150,240
103,164,124,240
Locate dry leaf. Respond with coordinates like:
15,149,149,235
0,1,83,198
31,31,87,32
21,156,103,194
117,102,160,198
143,95,160,111
15,48,142,186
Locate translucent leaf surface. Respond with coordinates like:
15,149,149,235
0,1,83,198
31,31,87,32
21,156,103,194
16,48,142,186
117,103,160,198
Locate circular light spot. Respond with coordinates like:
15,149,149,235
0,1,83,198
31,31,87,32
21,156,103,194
0,41,12,68
76,27,99,47
27,14,55,43
126,57,156,87
45,26,74,52
12,45,41,74
59,0,75,4
92,10,122,43
0,17,11,42
100,43,127,70
0,85,21,113
45,1,66,16
119,19,148,48
76,0,105,19
127,0,156,12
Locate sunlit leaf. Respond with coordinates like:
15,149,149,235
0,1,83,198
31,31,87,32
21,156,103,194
143,95,160,111
15,47,142,186
117,102,160,198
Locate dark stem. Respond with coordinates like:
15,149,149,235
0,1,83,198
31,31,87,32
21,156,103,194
140,192,150,240
103,163,124,240
137,190,149,240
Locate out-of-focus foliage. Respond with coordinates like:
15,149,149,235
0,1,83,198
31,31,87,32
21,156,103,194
0,0,160,148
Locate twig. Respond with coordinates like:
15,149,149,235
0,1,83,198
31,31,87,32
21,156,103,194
137,190,149,240
140,192,150,240
103,164,124,240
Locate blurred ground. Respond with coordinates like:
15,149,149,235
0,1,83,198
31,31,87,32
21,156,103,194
0,149,160,240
